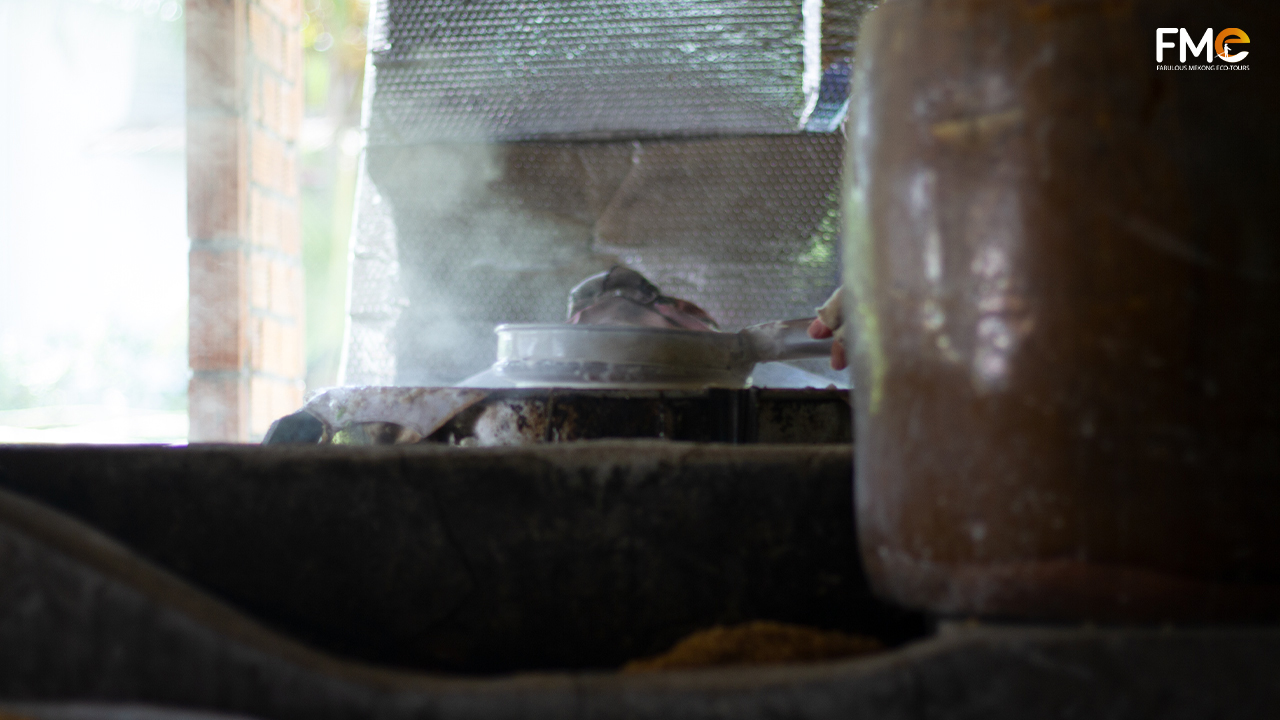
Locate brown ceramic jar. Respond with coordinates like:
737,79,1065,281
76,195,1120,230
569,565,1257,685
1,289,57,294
845,0,1280,621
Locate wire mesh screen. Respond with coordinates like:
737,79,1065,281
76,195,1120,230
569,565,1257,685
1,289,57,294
342,0,873,386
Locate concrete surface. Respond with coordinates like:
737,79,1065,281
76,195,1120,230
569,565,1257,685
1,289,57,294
0,443,919,672
0,482,1276,718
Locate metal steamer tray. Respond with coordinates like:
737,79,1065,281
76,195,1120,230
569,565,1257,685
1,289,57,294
492,318,834,389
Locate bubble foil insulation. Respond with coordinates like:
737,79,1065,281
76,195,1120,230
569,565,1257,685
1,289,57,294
366,0,876,143
342,0,874,386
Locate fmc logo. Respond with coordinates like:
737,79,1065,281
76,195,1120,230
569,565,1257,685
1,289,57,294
1157,28,1251,68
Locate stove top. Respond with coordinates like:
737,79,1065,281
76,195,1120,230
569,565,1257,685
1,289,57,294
265,387,852,446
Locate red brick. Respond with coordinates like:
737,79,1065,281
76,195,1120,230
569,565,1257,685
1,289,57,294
254,0,302,28
281,149,298,197
189,0,304,443
250,253,271,311
280,202,302,255
187,115,247,241
286,263,303,319
250,187,281,249
264,317,282,374
279,320,299,376
186,0,247,112
282,24,303,85
281,77,303,143
252,68,283,133
249,314,305,377
249,4,285,74
190,374,250,442
283,321,304,376
248,316,265,371
255,317,276,374
268,259,291,316
190,248,247,371
251,127,285,190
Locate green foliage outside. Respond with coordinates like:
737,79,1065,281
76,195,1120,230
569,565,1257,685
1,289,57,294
300,0,369,390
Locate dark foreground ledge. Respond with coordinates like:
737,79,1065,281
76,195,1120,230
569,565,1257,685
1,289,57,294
0,444,1276,720
0,479,1275,720
0,443,921,673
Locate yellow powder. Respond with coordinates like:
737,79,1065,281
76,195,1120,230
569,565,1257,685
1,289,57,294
623,620,883,672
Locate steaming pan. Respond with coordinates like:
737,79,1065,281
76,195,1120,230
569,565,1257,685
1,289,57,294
492,318,833,388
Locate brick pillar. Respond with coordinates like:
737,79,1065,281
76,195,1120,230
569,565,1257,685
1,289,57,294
187,0,305,442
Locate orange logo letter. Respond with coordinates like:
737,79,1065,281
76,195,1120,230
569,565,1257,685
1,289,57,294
1216,28,1251,63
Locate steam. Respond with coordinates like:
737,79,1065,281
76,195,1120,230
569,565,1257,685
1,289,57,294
341,141,618,386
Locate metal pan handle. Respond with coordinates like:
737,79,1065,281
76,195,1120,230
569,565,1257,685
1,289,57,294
739,318,834,364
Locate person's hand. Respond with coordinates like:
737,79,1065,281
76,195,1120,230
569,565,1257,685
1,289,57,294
811,286,848,371
808,317,847,370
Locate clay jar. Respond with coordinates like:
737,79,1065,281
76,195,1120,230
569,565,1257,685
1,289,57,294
845,0,1280,621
